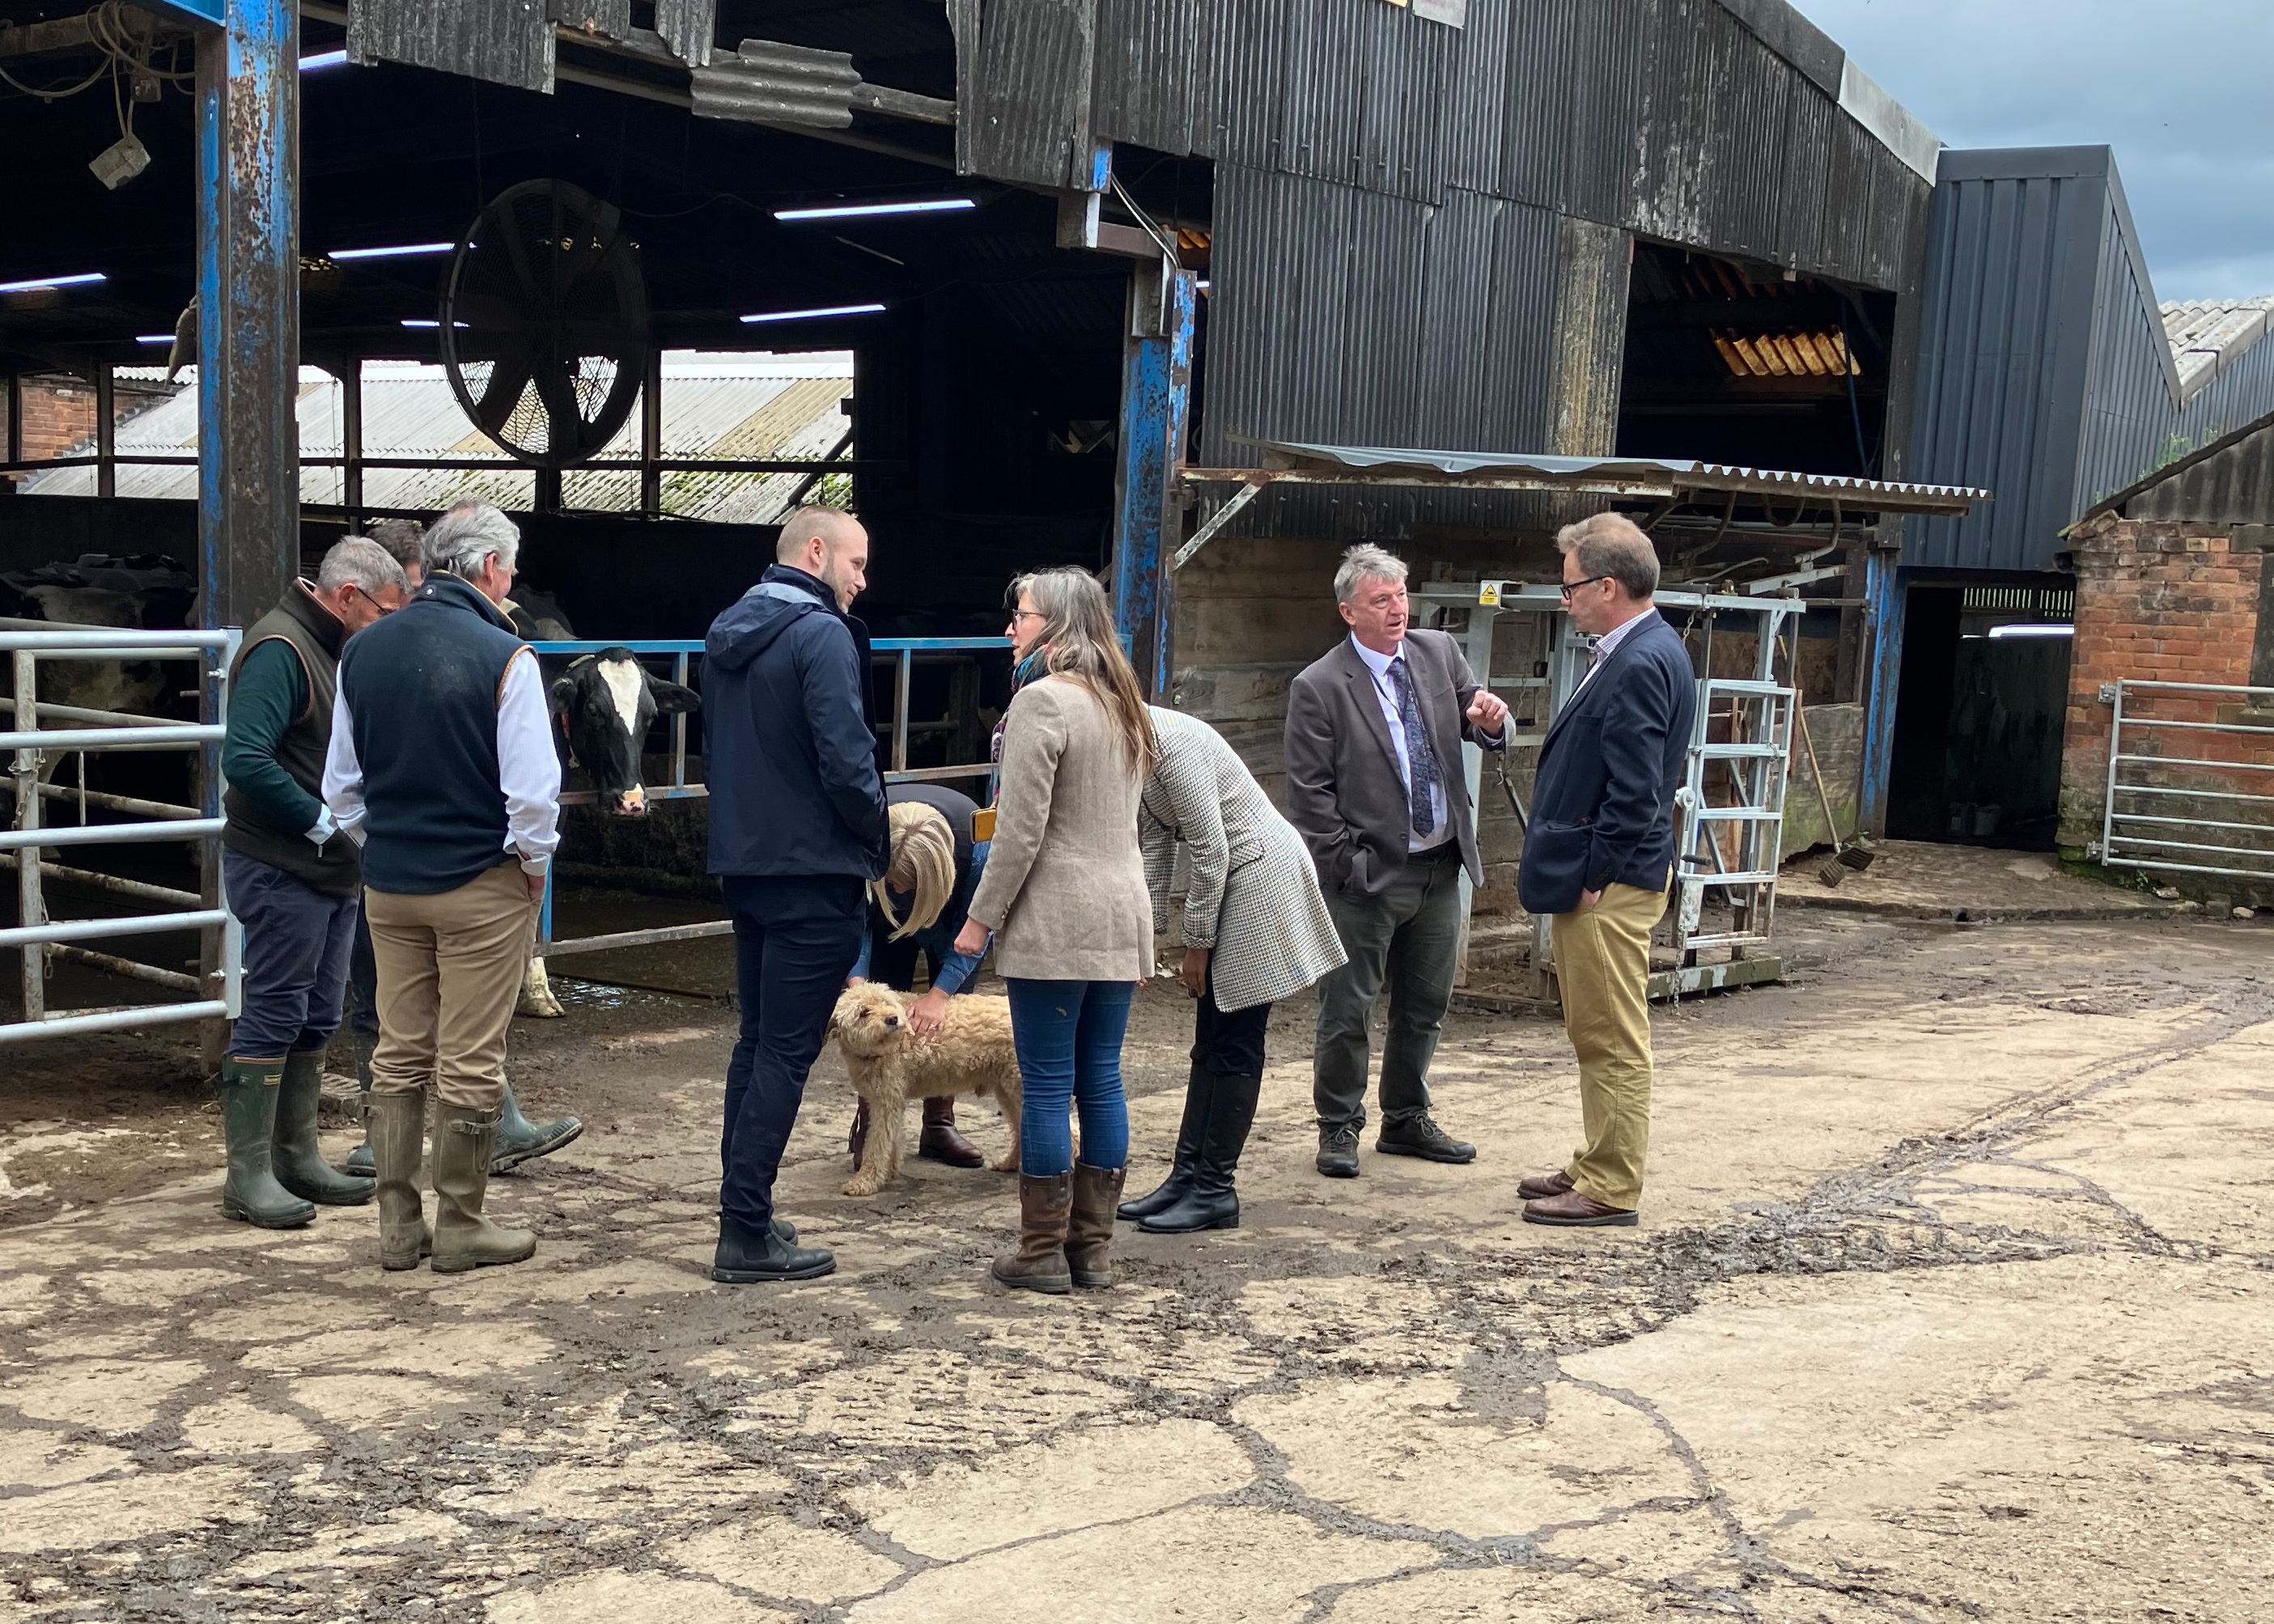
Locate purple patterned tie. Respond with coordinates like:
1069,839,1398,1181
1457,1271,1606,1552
1389,656,1438,837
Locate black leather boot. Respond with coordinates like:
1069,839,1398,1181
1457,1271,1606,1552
712,1215,834,1283
1139,1073,1260,1234
1118,1065,1207,1221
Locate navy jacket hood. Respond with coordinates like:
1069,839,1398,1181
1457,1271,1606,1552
706,565,838,673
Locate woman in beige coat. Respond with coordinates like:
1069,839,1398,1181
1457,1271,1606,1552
956,567,1156,1295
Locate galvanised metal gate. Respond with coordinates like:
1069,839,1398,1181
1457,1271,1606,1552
2097,678,2274,884
1,621,244,1045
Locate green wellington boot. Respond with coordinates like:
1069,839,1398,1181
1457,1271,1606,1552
430,1102,537,1274
369,1088,432,1270
217,1060,316,1229
273,1051,375,1206
490,1079,583,1174
342,1024,376,1178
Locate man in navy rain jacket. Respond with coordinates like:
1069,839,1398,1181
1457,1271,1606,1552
704,505,888,1283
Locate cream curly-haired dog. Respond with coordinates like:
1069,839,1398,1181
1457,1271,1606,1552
829,983,1021,1196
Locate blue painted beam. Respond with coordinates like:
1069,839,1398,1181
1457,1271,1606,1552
1112,265,1197,699
195,0,298,633
1857,547,1907,835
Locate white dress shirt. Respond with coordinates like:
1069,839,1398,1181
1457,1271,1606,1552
1349,634,1453,853
321,647,562,875
1577,607,1660,689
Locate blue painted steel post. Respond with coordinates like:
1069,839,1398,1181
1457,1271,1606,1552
1113,263,1196,700
1858,542,1907,835
195,0,299,632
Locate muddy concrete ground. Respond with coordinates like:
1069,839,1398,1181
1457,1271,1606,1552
3,905,2272,1622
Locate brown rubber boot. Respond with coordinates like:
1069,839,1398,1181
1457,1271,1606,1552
429,1102,537,1274
1064,1163,1126,1288
370,1088,431,1270
991,1172,1073,1295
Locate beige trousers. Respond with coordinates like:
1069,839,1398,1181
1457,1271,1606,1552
363,863,536,1110
1554,880,1667,1209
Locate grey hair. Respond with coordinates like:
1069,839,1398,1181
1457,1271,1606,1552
1334,544,1409,604
422,501,520,582
362,517,426,570
1555,512,1660,599
316,537,407,596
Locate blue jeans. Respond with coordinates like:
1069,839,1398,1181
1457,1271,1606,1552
1004,977,1134,1175
718,873,867,1232
223,846,360,1059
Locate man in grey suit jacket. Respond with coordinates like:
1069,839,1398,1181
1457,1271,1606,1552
1285,545,1511,1178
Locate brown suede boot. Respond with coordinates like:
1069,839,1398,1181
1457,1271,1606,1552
1064,1163,1126,1289
991,1172,1073,1295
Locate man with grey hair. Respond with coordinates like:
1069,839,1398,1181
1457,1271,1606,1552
212,537,408,1229
323,500,562,1274
1285,544,1511,1180
1515,511,1695,1228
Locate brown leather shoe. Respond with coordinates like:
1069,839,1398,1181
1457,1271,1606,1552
991,1172,1073,1294
1517,1168,1575,1201
1521,1188,1638,1228
1064,1163,1126,1288
918,1096,985,1168
847,1099,870,1165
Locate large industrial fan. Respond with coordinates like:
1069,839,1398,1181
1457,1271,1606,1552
439,179,651,467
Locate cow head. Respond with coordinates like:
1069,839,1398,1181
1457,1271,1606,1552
548,648,699,818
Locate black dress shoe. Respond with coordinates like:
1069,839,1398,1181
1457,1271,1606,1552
1376,1113,1476,1164
1316,1122,1361,1179
712,1216,835,1283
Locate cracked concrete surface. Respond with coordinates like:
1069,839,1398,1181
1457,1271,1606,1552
2,913,2271,1622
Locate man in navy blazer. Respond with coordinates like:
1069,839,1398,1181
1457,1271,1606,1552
1515,513,1696,1228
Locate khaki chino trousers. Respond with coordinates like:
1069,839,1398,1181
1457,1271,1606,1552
1553,880,1667,1209
363,862,537,1111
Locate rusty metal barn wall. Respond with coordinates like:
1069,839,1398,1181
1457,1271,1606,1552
959,0,1099,188
2130,419,2274,524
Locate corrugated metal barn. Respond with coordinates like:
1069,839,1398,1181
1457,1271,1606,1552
2,0,1952,880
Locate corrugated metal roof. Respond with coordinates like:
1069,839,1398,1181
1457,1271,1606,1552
2086,409,2274,525
19,354,851,523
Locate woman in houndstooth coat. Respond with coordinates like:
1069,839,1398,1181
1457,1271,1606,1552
1122,706,1347,1234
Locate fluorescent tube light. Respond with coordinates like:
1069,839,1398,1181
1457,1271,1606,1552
0,271,105,295
299,49,350,70
740,303,886,324
399,319,469,329
333,242,455,261
134,334,174,344
774,198,975,222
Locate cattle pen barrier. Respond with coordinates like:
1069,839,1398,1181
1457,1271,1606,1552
0,621,244,1045
530,635,1012,968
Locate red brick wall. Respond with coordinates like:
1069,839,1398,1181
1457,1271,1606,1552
3,378,102,480
2058,513,2264,848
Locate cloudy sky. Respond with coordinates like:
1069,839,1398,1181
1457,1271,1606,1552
1793,0,2274,303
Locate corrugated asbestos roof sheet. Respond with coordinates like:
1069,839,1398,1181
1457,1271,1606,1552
2085,409,2274,525
19,354,851,523
2162,299,2274,402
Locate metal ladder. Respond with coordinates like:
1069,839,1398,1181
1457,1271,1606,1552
1675,676,1794,960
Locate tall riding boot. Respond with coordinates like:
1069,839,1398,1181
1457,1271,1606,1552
218,1060,316,1229
991,1172,1073,1295
490,1078,583,1174
271,1051,375,1206
370,1088,431,1270
343,1025,376,1177
1140,1073,1260,1234
1119,1065,1209,1220
430,1102,537,1274
919,1096,986,1168
848,1098,871,1165
1065,1163,1127,1288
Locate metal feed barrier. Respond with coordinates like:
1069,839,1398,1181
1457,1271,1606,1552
2096,678,2274,884
0,622,244,1045
532,636,1012,966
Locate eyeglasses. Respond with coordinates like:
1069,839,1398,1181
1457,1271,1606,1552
1559,575,1610,600
350,585,399,616
1008,609,1044,625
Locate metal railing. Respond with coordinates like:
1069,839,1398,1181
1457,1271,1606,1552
530,635,1012,965
0,622,243,1045
2098,678,2274,883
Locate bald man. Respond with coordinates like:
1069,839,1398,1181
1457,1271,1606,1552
702,506,887,1283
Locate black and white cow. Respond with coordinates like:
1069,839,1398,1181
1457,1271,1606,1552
547,647,701,820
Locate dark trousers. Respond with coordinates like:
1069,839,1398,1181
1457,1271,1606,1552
867,930,936,994
1004,977,1135,1175
346,910,380,1040
1312,842,1465,1130
1193,960,1271,1078
223,846,360,1059
718,873,866,1231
